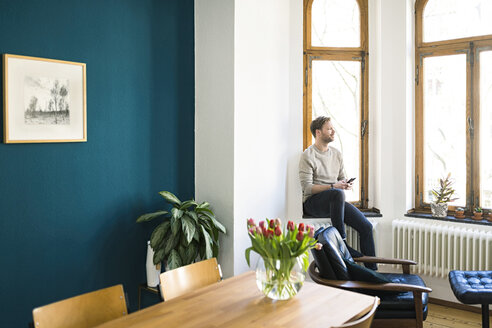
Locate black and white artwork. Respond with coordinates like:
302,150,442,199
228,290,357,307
24,77,70,125
3,54,86,143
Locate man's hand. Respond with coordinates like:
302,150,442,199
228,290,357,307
334,180,352,190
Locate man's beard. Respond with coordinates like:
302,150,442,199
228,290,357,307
322,135,334,143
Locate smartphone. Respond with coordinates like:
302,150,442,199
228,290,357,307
347,177,356,183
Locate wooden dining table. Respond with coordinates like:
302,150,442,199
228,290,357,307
96,271,377,328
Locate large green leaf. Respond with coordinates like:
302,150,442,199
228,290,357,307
153,247,165,265
167,249,182,270
181,215,196,244
163,234,180,257
159,191,182,206
171,216,181,236
201,211,226,234
193,227,200,242
150,221,170,249
196,201,210,209
179,200,198,210
171,208,184,220
245,247,253,267
136,210,169,223
178,245,188,265
212,242,219,258
196,207,214,216
188,211,198,223
185,242,198,263
200,226,213,259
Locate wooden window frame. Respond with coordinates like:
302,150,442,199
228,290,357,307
303,0,369,209
414,0,492,214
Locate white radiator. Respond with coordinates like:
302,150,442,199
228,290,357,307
392,219,492,278
302,218,379,253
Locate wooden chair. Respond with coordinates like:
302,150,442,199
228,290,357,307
32,284,127,328
159,257,222,301
334,297,380,328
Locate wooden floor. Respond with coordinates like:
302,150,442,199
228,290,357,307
424,303,490,328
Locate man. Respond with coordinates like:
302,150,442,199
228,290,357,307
299,116,376,269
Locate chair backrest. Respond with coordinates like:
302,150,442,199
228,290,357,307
334,296,379,328
159,257,221,301
32,284,127,328
312,226,353,280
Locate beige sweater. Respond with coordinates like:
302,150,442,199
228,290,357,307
299,145,346,202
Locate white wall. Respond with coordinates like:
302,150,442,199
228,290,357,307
234,0,293,274
195,0,235,277
195,0,294,277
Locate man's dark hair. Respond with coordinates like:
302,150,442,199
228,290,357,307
310,116,331,137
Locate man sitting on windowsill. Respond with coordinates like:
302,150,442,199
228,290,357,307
299,116,377,270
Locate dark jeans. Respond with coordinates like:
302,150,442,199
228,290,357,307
303,189,376,269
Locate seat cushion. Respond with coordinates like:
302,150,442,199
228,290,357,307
449,270,492,304
377,273,429,310
375,305,428,320
343,259,391,283
360,272,429,318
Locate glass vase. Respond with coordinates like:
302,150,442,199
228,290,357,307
255,256,306,300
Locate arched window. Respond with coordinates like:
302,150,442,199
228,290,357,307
415,0,492,213
303,0,369,207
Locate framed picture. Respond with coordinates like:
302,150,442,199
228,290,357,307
2,54,86,143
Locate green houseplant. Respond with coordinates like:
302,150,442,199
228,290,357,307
430,173,458,218
473,207,483,220
137,191,226,270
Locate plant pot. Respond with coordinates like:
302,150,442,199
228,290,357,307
454,211,465,219
431,203,448,218
472,212,483,221
255,256,306,300
487,214,492,222
146,241,161,287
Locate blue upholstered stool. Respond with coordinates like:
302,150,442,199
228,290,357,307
449,270,492,328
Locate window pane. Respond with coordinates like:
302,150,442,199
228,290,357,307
311,0,360,47
424,0,492,42
423,55,466,206
312,60,360,202
480,51,492,208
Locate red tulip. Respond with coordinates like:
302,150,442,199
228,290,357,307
274,225,282,236
248,227,255,235
296,231,304,241
269,220,275,229
247,218,256,227
287,221,295,231
256,227,262,235
266,230,274,239
259,221,266,229
298,223,305,232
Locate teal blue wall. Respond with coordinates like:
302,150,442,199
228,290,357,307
0,0,194,326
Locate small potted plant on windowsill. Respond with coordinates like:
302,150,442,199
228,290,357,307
454,207,465,219
430,173,458,218
484,209,492,222
473,207,483,220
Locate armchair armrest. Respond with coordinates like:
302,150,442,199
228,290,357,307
353,256,417,274
308,262,432,294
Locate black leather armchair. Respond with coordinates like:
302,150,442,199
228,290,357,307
309,226,432,328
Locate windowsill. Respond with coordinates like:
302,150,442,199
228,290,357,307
404,213,492,226
303,210,382,219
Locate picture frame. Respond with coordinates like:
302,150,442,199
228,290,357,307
2,54,86,143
